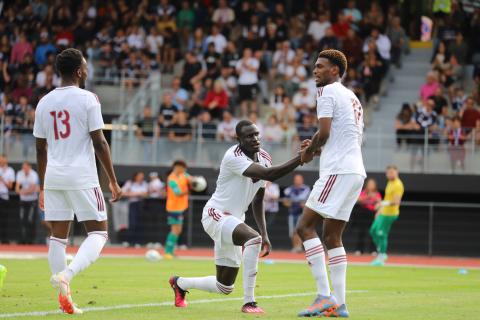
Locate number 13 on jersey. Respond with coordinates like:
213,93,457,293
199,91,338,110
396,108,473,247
50,110,71,140
351,98,363,125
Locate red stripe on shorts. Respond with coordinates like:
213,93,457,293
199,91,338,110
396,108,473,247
319,175,337,203
318,175,334,202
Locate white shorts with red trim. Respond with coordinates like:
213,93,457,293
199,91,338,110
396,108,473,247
44,187,107,222
305,174,364,222
201,206,243,268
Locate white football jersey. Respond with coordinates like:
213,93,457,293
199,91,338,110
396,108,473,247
316,81,366,178
206,145,272,220
33,86,104,190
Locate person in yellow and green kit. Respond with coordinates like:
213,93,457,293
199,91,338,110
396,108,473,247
164,160,192,259
370,165,404,266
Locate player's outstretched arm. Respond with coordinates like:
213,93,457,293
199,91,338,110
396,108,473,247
252,188,271,257
90,129,122,202
301,117,332,163
35,138,47,210
243,140,312,182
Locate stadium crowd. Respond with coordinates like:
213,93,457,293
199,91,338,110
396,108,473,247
394,2,480,172
0,0,408,150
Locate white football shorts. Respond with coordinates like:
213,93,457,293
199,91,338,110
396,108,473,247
44,187,107,222
201,206,243,268
305,174,365,222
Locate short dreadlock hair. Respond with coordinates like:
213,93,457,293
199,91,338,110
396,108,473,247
318,49,348,77
55,48,83,78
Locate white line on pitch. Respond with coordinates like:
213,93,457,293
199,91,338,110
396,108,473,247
0,290,368,318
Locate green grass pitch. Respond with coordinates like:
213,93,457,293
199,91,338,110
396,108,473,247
1,257,479,319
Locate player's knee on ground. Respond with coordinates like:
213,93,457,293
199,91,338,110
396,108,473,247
216,281,234,295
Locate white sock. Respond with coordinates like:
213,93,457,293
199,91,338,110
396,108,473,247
177,275,234,295
64,231,108,282
242,236,262,303
48,237,67,275
304,238,330,297
328,247,347,305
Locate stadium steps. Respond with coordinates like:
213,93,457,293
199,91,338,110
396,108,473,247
93,85,136,117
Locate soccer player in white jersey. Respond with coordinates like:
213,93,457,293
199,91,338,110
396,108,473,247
169,120,313,314
296,49,366,318
34,48,122,314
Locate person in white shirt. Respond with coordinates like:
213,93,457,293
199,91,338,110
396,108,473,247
121,171,149,246
148,172,165,198
169,120,314,314
263,181,280,226
34,48,122,314
15,162,40,244
307,12,332,43
236,48,259,116
212,0,235,26
297,50,366,318
216,110,238,141
362,27,392,62
0,155,15,244
205,25,227,54
272,41,295,78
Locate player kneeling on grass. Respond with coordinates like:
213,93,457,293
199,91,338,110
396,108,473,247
34,48,122,314
169,120,314,313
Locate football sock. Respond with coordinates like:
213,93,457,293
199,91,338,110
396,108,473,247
304,238,331,297
165,232,178,255
48,237,67,275
177,276,234,295
64,231,108,282
328,247,347,305
242,236,262,304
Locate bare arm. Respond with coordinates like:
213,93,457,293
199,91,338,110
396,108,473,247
243,155,302,182
252,188,271,257
90,129,122,201
301,117,331,163
36,138,47,191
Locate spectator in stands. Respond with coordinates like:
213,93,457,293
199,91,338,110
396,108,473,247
168,111,193,142
307,12,331,45
10,33,33,66
318,27,341,51
181,51,206,91
447,116,467,173
204,80,229,121
332,12,351,40
188,27,207,57
176,0,195,45
212,0,235,30
216,66,237,104
451,87,467,112
430,87,449,114
283,174,310,253
204,42,222,80
0,155,15,243
416,97,440,148
148,172,165,198
137,106,157,160
187,81,206,119
448,32,468,66
34,31,56,67
162,27,180,74
363,27,392,71
343,0,362,31
98,43,116,82
297,113,317,141
122,172,149,246
284,57,307,96
360,53,383,106
264,115,284,143
270,85,286,115
431,41,449,73
342,29,364,69
344,68,364,100
264,181,280,227
386,16,406,68
216,110,237,141
395,103,419,148
171,77,189,111
363,2,385,30
15,162,39,244
146,27,164,61
351,178,381,255
278,95,296,124
158,92,179,128
222,41,240,71
272,41,295,79
198,111,217,141
205,25,227,54
293,83,315,123
460,97,480,131
236,48,259,116
420,71,441,102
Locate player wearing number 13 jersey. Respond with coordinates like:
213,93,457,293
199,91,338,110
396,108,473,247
34,48,122,314
297,50,366,318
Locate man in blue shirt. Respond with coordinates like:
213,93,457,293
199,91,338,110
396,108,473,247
35,32,56,66
284,174,310,252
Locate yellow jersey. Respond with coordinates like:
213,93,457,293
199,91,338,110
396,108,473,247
381,178,404,216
